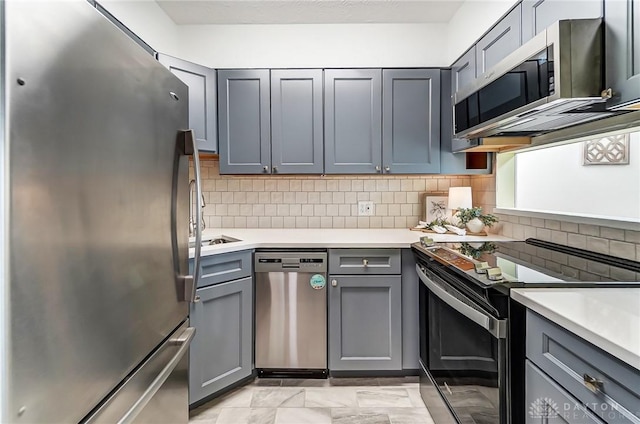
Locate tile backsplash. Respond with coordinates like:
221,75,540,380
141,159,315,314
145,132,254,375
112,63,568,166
193,158,639,261
193,159,473,229
467,172,640,262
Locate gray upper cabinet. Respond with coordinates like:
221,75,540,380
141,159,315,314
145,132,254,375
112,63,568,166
521,0,603,43
189,276,253,405
271,69,324,174
605,0,640,108
324,69,382,174
451,46,477,95
440,70,491,175
476,4,522,76
382,69,441,174
218,69,271,174
328,275,402,371
157,54,217,152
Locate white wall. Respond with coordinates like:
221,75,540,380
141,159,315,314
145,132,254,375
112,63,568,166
176,23,448,68
97,0,181,57
514,132,640,221
446,0,518,64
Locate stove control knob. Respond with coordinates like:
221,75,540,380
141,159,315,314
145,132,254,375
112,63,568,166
474,262,490,274
487,267,503,281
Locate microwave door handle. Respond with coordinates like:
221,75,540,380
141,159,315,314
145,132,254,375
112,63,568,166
416,265,506,339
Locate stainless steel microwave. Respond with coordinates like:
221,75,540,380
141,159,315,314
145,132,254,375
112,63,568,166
453,19,619,140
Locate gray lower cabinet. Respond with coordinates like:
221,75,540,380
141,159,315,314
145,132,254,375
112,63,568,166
451,46,477,96
401,250,419,371
218,69,271,174
605,0,640,108
328,274,402,371
270,69,324,174
157,54,217,152
476,4,522,76
440,70,491,174
526,360,605,424
382,69,441,174
189,276,253,405
526,311,640,423
521,0,603,43
324,69,382,174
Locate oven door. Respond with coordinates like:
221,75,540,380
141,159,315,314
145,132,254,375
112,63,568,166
417,264,508,424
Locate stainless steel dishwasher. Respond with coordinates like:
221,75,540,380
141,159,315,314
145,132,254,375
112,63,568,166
255,251,328,378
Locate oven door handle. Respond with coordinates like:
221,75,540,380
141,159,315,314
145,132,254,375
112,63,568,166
417,264,507,339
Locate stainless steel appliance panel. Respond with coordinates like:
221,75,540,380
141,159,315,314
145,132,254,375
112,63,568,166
6,1,189,422
255,252,327,370
85,322,193,424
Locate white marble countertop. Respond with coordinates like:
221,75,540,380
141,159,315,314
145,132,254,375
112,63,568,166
511,288,640,370
189,228,514,257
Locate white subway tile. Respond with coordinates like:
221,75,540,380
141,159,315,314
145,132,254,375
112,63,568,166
301,180,315,191
289,204,302,216
308,217,321,228
332,217,345,228
271,217,284,228
258,217,270,228
246,217,258,228
345,217,358,228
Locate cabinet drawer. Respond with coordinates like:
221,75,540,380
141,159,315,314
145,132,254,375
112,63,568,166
527,311,640,423
191,250,253,288
329,249,401,275
526,360,605,424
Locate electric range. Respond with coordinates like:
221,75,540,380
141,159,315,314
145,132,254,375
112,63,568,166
411,238,640,424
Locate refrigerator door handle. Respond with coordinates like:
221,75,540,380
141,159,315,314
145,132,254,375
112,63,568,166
181,129,202,303
117,327,196,424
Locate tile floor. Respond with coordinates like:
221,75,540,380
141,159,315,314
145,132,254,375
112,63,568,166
189,377,434,424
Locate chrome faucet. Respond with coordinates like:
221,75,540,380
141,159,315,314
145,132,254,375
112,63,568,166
189,179,206,237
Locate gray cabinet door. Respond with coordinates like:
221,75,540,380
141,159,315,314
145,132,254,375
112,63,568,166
218,69,271,174
324,69,382,174
189,277,253,404
521,0,603,43
329,275,402,371
605,0,640,108
271,69,324,174
451,46,477,95
476,4,522,76
382,69,441,174
157,54,217,152
526,361,605,424
440,70,491,175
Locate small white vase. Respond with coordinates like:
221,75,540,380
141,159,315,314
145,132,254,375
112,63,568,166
466,218,485,233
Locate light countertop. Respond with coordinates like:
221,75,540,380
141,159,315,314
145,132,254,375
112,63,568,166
512,288,640,370
189,228,514,257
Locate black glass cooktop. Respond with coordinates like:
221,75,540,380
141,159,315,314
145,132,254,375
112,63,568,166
413,238,640,286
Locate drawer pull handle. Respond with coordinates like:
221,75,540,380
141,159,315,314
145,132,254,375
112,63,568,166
362,259,369,267
583,374,604,393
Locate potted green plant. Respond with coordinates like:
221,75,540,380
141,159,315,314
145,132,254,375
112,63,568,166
455,207,498,233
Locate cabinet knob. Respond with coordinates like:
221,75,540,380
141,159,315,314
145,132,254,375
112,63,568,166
362,259,369,267
375,165,381,172
331,279,338,287
263,165,269,173
384,166,390,172
194,295,201,303
273,166,278,173
583,374,604,393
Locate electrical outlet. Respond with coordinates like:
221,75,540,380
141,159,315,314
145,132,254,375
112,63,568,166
358,201,374,216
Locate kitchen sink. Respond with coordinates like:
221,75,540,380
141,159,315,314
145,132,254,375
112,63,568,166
189,235,241,248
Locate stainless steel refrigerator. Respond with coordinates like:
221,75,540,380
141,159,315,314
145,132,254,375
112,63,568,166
0,1,203,422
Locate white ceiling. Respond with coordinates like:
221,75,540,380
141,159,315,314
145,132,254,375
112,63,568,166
155,0,466,25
